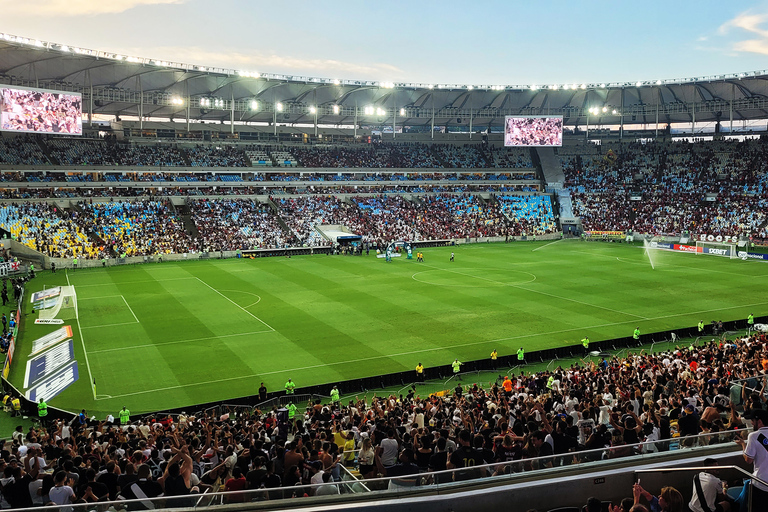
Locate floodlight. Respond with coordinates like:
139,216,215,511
636,81,642,87
531,85,538,91
600,83,606,88
333,79,340,85
376,107,385,116
60,45,69,52
612,109,617,114
580,84,586,89
656,80,662,85
399,108,405,116
171,96,183,106
250,100,258,110
602,106,607,113
364,106,374,115
310,106,316,114
333,105,340,114
467,85,474,90
276,102,283,112
428,84,434,89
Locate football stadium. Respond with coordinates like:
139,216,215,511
1,5,768,511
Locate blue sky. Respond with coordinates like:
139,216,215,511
2,0,768,85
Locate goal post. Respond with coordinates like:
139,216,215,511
37,286,78,320
695,240,738,259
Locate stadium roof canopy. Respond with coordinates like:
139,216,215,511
2,33,768,128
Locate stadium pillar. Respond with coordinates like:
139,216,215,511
87,70,93,127
230,88,235,135
431,94,435,139
655,88,659,138
469,105,473,138
392,88,396,139
729,84,734,134
138,76,144,131
185,80,190,133
354,100,358,137
619,87,624,140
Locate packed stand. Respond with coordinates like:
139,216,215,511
496,195,557,236
186,146,249,168
0,136,48,166
189,199,290,251
76,201,194,256
0,202,102,258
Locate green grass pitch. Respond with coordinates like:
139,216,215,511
9,240,766,417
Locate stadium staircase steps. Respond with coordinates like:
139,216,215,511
430,146,449,168
478,147,493,167
176,201,200,239
35,139,57,165
265,198,295,242
178,149,193,167
535,147,566,185
68,202,115,256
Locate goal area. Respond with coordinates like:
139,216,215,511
695,240,738,259
37,286,78,320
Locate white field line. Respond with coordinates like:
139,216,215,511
67,270,96,400
531,239,564,252
194,277,275,332
94,299,768,400
71,277,197,288
419,263,649,320
121,296,140,324
88,329,274,354
80,321,139,329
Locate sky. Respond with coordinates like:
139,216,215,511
1,1,768,86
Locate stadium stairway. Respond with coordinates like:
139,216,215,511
535,147,566,185
265,198,296,242
68,202,115,256
35,139,57,165
178,148,193,167
176,200,200,240
429,145,449,168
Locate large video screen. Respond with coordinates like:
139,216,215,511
1,86,82,135
504,116,563,147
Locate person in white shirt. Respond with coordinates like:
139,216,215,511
688,458,732,512
735,409,768,510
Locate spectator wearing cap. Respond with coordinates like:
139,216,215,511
678,404,700,441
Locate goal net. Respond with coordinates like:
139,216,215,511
695,240,738,259
38,286,78,320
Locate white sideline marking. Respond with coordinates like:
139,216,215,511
122,296,140,324
67,270,96,400
532,239,564,252
195,277,275,332
95,298,768,400
71,277,197,288
81,321,139,330
88,329,274,354
79,295,125,300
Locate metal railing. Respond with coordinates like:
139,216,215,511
0,429,747,512
635,465,768,512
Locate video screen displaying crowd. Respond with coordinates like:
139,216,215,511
1,88,82,135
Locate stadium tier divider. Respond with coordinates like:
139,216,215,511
125,318,755,422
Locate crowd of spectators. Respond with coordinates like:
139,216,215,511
0,331,760,507
0,136,542,170
189,199,290,251
0,203,102,258
562,139,768,237
75,201,194,256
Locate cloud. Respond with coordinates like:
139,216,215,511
1,0,186,17
718,10,768,54
119,46,405,79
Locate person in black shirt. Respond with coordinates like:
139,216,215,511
77,468,109,503
448,430,484,481
258,383,267,403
